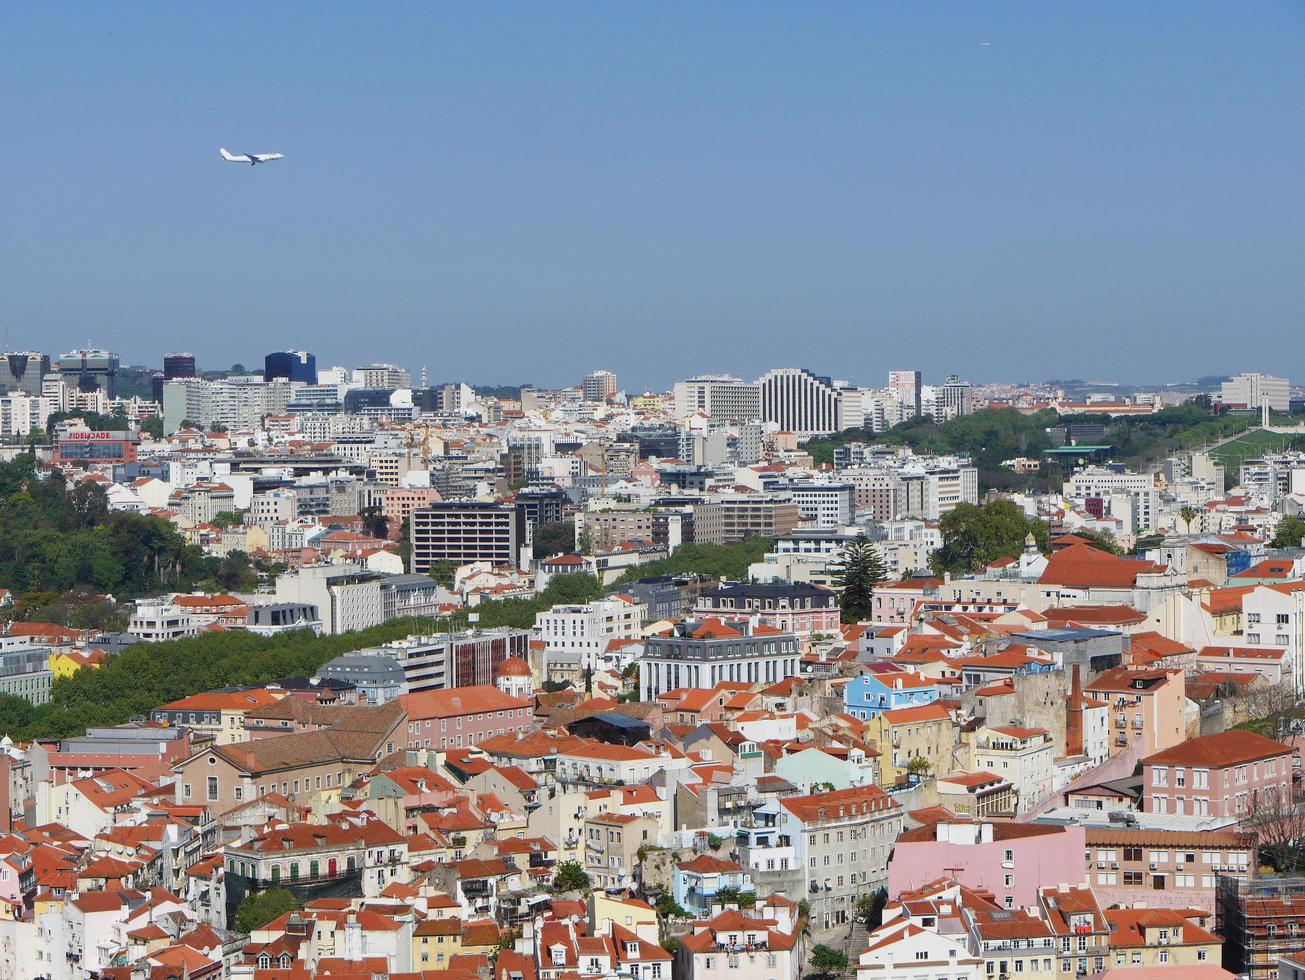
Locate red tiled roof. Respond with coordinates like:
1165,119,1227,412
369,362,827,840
1039,542,1163,589
1142,730,1291,768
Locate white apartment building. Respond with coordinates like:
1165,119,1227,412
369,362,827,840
787,483,855,528
758,367,843,437
553,741,679,788
161,376,293,432
970,726,1056,814
274,563,385,635
128,599,196,642
1241,583,1305,693
0,392,53,438
938,375,973,420
535,596,646,671
353,363,412,388
1064,466,1158,532
582,370,618,402
899,459,980,520
1220,372,1290,412
857,915,983,980
742,785,903,931
672,375,762,423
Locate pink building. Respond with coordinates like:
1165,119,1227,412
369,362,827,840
1141,730,1294,818
400,685,534,751
382,487,443,541
1084,667,1186,759
872,579,941,626
887,819,1085,908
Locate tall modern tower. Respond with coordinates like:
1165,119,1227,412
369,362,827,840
264,350,317,384
57,348,119,396
888,370,922,418
0,352,51,396
581,370,617,402
757,368,843,437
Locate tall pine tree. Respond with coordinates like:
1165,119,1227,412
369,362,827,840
832,533,886,623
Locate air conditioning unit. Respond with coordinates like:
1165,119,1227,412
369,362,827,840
1149,863,1157,870
1111,863,1118,870
1175,863,1184,870
1096,862,1104,869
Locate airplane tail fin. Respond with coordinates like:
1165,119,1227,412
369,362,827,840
219,148,239,161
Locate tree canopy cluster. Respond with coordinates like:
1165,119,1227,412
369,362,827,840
0,615,450,741
0,455,245,600
803,404,1275,492
931,500,1050,575
235,887,302,934
607,537,773,589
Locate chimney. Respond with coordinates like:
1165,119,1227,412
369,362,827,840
1066,664,1084,758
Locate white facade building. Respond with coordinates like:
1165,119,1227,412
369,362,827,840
758,368,843,437
535,597,646,671
672,375,762,423
1220,372,1290,412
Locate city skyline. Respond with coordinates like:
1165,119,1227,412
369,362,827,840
4,5,1304,388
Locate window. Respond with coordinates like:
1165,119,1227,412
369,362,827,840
207,776,219,801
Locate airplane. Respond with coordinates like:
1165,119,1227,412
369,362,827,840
220,147,285,165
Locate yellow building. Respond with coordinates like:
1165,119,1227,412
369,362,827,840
49,649,106,680
413,917,463,970
1104,908,1220,968
412,917,501,970
864,702,955,786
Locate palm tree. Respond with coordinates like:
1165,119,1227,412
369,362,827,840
1179,505,1198,535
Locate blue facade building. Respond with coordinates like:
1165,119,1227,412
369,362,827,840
843,671,939,721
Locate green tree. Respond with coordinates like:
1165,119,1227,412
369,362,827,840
360,505,389,539
209,511,244,529
1178,505,1199,535
138,415,164,440
426,560,457,588
235,887,302,934
810,944,849,980
552,860,590,893
906,756,932,777
855,888,888,928
1272,517,1305,550
655,892,688,919
534,520,576,559
832,533,886,623
932,500,1048,575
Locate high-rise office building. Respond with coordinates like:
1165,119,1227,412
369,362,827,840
888,370,922,417
1220,372,1290,412
410,502,526,570
153,352,198,403
0,352,51,397
56,348,119,396
353,363,412,389
264,349,317,384
582,370,617,402
757,368,843,436
938,374,973,420
672,375,762,422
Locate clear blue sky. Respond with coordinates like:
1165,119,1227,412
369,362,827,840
2,4,1302,391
